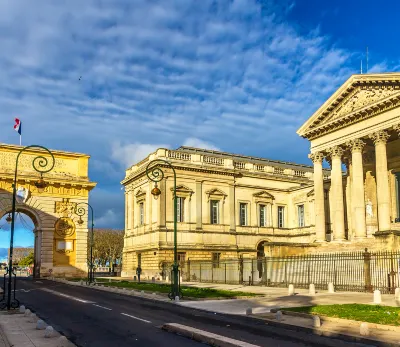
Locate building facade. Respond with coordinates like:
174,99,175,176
0,144,96,277
122,72,400,278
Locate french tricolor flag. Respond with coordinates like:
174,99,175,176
14,118,22,145
14,118,22,135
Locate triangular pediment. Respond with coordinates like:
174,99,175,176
253,190,275,200
170,184,194,193
205,188,227,196
298,73,400,140
135,188,146,197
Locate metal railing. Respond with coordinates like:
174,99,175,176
177,249,400,293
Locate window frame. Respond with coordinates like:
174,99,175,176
139,202,144,226
259,204,267,227
210,200,220,224
212,252,221,268
277,206,285,228
176,197,185,223
239,202,248,226
297,204,305,227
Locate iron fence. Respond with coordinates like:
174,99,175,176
176,249,400,293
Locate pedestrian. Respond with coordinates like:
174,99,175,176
136,265,142,283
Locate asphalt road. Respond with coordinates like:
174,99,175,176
5,279,324,347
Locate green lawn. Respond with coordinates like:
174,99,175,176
98,280,259,299
285,304,400,326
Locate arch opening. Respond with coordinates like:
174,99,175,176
0,208,38,278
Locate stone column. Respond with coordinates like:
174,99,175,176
348,139,367,238
370,130,391,232
309,152,326,241
328,146,346,241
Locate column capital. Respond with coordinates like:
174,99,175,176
309,152,324,164
346,139,366,153
369,130,390,145
326,146,344,159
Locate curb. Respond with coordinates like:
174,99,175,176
46,279,394,347
162,323,260,347
270,309,400,333
250,314,399,347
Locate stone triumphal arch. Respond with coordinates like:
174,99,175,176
0,143,96,277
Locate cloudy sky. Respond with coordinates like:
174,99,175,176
1,0,399,245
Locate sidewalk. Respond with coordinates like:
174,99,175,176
0,311,75,347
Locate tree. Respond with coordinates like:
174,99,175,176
90,229,124,267
18,251,34,266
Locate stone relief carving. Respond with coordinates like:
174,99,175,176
329,87,399,122
55,198,77,217
54,217,76,237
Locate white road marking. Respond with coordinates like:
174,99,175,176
92,304,112,311
121,313,151,323
41,288,94,303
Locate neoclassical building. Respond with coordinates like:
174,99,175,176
122,72,400,277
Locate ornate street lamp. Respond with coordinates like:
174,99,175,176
146,159,181,300
74,202,95,284
0,145,55,310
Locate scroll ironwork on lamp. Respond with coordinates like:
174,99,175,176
146,159,181,300
74,202,95,284
0,145,55,311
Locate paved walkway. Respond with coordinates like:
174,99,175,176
0,311,75,347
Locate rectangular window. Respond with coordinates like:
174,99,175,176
210,200,219,224
298,204,305,227
240,203,248,226
139,202,144,226
177,252,186,263
259,204,267,227
176,197,185,222
137,253,142,267
278,206,285,228
212,252,221,268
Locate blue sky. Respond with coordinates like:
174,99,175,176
0,213,34,249
0,0,399,245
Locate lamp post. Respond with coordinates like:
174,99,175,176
2,145,55,310
146,159,181,300
74,202,94,284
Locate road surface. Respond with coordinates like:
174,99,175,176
4,278,328,346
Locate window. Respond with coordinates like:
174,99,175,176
210,200,219,224
240,203,248,226
139,202,144,226
259,204,267,227
278,206,285,228
177,252,186,263
298,204,305,227
137,253,142,267
176,197,185,222
212,252,221,268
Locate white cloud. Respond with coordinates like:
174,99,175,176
182,138,220,151
111,142,169,169
0,0,393,228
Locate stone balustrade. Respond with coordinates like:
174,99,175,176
125,148,318,181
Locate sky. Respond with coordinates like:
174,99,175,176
1,0,400,246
